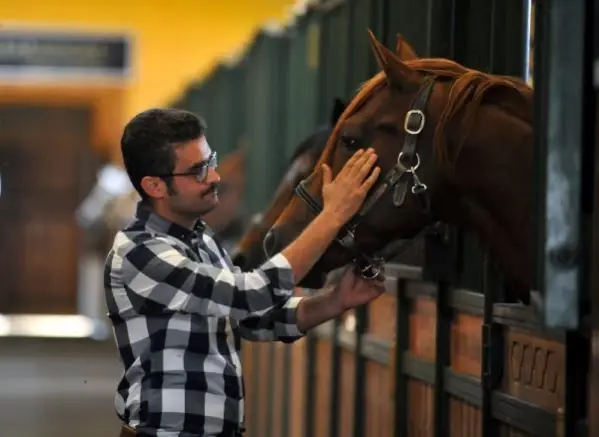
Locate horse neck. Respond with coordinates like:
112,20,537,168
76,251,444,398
444,100,534,294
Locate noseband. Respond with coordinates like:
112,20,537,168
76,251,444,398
294,76,437,280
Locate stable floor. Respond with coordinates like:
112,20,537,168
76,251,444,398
0,337,122,437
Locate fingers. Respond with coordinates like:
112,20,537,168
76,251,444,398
347,148,375,179
338,148,365,177
360,166,381,192
353,152,378,181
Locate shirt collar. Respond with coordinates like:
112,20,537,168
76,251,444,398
135,201,205,242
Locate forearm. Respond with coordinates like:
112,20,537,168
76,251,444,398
295,286,346,332
237,296,305,343
281,211,342,283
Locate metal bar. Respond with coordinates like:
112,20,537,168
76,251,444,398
352,305,367,437
541,0,586,329
523,0,533,84
402,353,435,384
589,3,599,436
250,343,260,437
329,318,341,437
394,279,410,437
491,391,557,437
532,0,548,314
426,0,456,58
433,280,450,437
265,344,274,437
280,345,291,437
481,256,503,437
564,330,589,437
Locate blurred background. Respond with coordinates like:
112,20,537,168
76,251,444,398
0,1,303,436
0,1,536,436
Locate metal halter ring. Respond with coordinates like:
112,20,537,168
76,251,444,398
359,263,382,280
404,109,425,135
397,152,421,171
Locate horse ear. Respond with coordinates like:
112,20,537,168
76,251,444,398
395,33,418,61
330,98,347,125
367,29,416,89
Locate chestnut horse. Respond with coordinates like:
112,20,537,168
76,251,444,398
231,34,424,276
265,31,537,308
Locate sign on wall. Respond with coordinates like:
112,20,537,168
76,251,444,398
0,28,132,82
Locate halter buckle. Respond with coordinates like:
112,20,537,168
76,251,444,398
357,260,383,280
404,109,425,135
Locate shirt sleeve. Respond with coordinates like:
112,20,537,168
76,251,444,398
114,232,295,320
236,295,306,343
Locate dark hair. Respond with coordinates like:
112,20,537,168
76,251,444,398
120,108,207,201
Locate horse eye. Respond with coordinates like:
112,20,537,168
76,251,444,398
340,133,360,150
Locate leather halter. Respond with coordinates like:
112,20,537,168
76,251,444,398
294,76,438,280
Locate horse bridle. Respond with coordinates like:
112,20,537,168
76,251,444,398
294,75,438,280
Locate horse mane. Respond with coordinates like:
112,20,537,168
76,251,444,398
319,57,533,165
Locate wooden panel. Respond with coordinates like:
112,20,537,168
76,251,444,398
339,348,356,437
271,343,284,437
448,312,483,436
451,313,483,377
449,398,482,437
288,338,307,437
367,285,397,341
365,360,392,437
253,343,270,436
314,338,332,437
502,328,564,411
409,296,437,361
0,105,92,314
407,380,434,436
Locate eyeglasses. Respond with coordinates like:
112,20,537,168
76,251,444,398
155,151,218,183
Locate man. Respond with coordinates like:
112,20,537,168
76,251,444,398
105,108,384,437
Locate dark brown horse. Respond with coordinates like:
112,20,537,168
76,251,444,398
265,31,536,307
230,98,347,279
231,34,422,275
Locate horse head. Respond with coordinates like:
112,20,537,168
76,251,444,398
232,34,421,276
265,31,535,304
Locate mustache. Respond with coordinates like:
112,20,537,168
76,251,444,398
202,182,220,196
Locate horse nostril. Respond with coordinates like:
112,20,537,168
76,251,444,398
263,229,278,258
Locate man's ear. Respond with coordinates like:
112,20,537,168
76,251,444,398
140,176,168,200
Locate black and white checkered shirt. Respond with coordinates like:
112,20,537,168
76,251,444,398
104,202,305,437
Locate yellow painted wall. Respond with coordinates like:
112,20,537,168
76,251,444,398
0,0,297,120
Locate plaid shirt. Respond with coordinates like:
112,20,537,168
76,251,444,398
104,202,305,437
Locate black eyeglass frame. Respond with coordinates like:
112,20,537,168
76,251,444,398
152,151,218,183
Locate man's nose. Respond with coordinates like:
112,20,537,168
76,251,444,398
206,168,220,183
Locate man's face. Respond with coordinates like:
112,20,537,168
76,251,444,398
167,136,221,218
